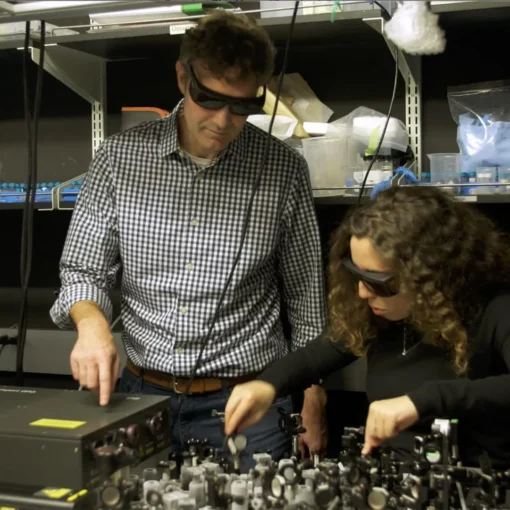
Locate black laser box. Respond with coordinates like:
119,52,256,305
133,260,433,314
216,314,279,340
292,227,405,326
0,386,171,489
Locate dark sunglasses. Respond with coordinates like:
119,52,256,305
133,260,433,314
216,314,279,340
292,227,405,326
186,64,266,117
341,257,398,298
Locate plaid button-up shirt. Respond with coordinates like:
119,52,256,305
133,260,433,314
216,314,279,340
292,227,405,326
51,103,326,377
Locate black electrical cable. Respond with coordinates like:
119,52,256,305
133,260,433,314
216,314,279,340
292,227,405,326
356,49,399,206
16,22,33,386
16,21,46,385
373,1,392,21
19,24,32,300
174,1,301,413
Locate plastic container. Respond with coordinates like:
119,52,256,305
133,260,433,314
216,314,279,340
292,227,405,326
498,167,510,194
344,166,362,196
302,137,348,193
427,153,461,193
476,167,497,195
0,183,26,203
247,114,297,140
353,170,391,187
284,137,303,155
460,167,477,196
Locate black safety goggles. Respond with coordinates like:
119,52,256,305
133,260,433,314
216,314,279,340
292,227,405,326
341,257,398,298
187,64,266,117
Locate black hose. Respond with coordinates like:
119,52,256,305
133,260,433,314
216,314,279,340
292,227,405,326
16,20,46,385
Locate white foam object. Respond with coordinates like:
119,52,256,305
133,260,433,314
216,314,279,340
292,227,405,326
303,122,329,136
303,122,346,136
384,1,446,55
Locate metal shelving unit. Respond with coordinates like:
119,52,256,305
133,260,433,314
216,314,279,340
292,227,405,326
44,9,383,56
1,2,409,167
313,192,510,206
2,188,510,211
0,4,384,52
2,1,510,206
0,201,54,211
3,1,508,52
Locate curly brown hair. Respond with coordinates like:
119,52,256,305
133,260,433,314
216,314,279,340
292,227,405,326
179,10,276,86
328,186,510,374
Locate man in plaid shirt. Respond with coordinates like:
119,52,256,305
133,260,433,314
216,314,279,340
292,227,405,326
51,10,327,467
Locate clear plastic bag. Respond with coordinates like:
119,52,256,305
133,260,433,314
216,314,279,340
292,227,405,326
448,80,510,174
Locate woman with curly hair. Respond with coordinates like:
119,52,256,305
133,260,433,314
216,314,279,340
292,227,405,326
225,185,510,467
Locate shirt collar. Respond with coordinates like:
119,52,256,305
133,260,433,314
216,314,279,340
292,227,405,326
159,100,182,157
160,99,247,162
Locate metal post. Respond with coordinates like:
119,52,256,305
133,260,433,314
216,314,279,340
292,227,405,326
92,60,107,156
364,17,423,176
404,58,422,177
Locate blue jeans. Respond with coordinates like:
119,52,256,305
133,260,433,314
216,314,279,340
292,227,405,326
118,367,292,471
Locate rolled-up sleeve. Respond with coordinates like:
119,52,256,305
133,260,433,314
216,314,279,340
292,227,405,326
50,144,120,329
278,159,327,350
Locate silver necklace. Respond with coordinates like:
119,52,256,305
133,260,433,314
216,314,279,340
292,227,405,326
402,324,421,356
402,324,408,356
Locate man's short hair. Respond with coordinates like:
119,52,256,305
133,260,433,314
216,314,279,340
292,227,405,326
179,10,276,86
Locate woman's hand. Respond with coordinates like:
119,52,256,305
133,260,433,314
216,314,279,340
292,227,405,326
362,396,419,455
224,381,277,435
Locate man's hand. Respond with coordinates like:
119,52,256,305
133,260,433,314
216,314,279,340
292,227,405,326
362,396,419,455
298,385,328,459
70,302,120,406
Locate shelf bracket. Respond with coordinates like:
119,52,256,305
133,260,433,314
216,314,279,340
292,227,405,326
363,17,422,176
92,63,107,156
30,45,107,156
39,173,87,212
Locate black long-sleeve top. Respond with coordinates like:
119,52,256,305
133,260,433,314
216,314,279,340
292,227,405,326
258,293,510,468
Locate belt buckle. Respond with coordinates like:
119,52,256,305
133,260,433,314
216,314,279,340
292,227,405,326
172,375,189,395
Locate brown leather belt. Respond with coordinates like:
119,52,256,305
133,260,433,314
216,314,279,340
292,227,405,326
126,359,257,394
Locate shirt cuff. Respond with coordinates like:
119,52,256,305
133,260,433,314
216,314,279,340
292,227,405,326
50,284,113,329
